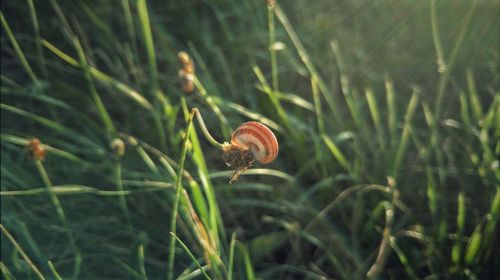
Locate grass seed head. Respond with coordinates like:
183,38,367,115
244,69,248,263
178,51,195,93
27,138,46,161
110,138,125,157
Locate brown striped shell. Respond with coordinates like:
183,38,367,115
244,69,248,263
230,122,279,164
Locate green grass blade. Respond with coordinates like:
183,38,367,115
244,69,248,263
267,1,278,92
331,41,362,128
27,0,48,78
388,236,419,280
0,224,46,280
135,146,161,177
193,76,231,139
0,103,101,150
73,36,116,136
121,0,138,57
482,188,500,263
0,184,174,196
1,12,38,84
183,102,225,255
137,0,167,150
0,261,14,280
237,242,256,280
430,0,447,73
47,261,63,280
466,69,483,122
451,192,466,265
365,87,385,150
137,0,159,95
170,233,212,280
167,109,195,280
0,134,87,164
137,244,147,279
322,134,350,171
311,77,325,134
464,225,482,266
215,97,283,133
114,160,132,230
274,5,342,122
459,91,472,128
252,65,295,136
434,0,477,119
42,40,152,109
391,92,419,179
228,232,236,280
385,76,397,146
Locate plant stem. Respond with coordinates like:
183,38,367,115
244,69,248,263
115,161,132,231
193,108,225,149
35,160,81,278
268,2,278,92
193,76,231,139
0,224,46,280
167,108,196,280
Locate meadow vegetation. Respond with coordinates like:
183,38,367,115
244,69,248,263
1,0,498,279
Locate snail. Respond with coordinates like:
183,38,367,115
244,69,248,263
231,122,279,164
222,122,278,182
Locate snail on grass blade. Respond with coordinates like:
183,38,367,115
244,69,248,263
223,122,279,182
193,109,279,183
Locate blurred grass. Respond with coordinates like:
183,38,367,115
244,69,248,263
1,0,499,279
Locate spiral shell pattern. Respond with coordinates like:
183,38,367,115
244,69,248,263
231,122,278,164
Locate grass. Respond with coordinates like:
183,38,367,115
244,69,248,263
1,0,499,279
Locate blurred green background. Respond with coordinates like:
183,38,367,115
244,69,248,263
1,0,498,279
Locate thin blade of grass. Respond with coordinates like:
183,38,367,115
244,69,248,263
47,261,63,280
451,192,466,265
430,0,447,73
0,184,174,196
365,87,385,151
391,92,419,179
434,0,477,118
466,69,483,122
228,232,236,280
0,103,101,150
0,134,87,164
385,76,397,147
0,224,46,280
208,168,294,183
27,0,48,78
0,12,38,84
267,1,278,92
274,5,342,122
170,232,212,280
237,242,256,280
193,76,231,139
182,101,226,257
167,108,196,280
388,236,419,280
464,224,482,266
322,134,350,171
137,0,158,95
73,36,116,136
42,40,152,109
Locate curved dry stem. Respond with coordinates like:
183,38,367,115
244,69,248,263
193,108,225,150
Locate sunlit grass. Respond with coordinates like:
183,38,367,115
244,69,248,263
1,0,498,279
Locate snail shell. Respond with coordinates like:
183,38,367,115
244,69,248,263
231,122,278,164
